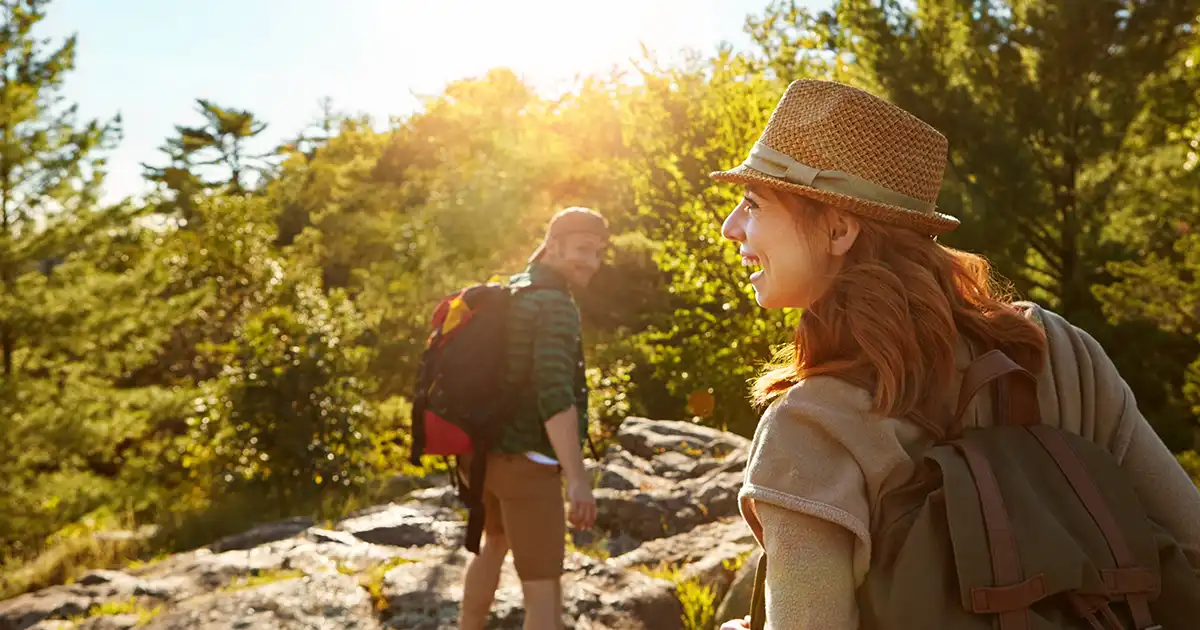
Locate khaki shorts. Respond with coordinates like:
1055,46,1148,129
461,452,565,580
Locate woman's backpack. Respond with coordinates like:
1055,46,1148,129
749,349,1200,629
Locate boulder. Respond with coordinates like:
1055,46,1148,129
714,547,763,628
206,517,315,553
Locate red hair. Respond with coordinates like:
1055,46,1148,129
751,190,1047,433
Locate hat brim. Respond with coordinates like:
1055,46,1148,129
710,164,960,236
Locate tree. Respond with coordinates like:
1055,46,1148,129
616,49,803,435
823,0,1200,321
0,0,119,377
143,98,274,203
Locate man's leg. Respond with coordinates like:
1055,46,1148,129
460,531,508,629
460,458,508,630
519,578,563,630
490,454,567,630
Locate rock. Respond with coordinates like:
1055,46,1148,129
335,504,463,548
651,451,696,479
140,572,381,630
302,527,362,547
25,622,74,630
0,591,91,630
715,547,763,627
207,517,315,553
618,417,749,461
401,485,460,510
74,570,134,588
596,465,642,491
76,614,141,630
381,550,683,629
602,449,657,477
612,519,757,604
0,568,172,630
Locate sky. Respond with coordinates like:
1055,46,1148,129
39,0,827,205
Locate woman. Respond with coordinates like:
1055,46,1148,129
713,80,1200,628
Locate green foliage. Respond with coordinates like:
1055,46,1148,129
677,577,717,630
183,280,378,506
619,50,803,434
1178,451,1200,488
144,98,276,203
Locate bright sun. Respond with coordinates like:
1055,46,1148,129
372,0,732,96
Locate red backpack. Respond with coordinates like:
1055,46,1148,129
409,279,563,552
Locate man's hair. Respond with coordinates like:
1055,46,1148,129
751,188,1047,431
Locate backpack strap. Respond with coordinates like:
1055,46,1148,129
462,446,491,554
953,349,1040,433
749,552,767,630
954,439,1043,629
1026,425,1159,628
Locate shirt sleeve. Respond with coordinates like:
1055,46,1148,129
531,293,581,423
757,501,860,629
739,379,876,580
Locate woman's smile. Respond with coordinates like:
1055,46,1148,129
741,250,764,281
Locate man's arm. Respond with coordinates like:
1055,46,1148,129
545,406,587,486
531,294,596,529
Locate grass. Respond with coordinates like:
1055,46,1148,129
357,557,415,613
723,548,754,574
66,595,162,627
0,528,150,600
638,562,717,630
677,578,716,630
222,568,307,592
565,530,611,562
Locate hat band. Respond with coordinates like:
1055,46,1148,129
743,141,935,215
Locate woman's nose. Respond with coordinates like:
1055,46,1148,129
721,206,745,242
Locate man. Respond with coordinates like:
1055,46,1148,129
459,207,608,630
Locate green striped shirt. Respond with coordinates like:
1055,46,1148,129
495,263,589,457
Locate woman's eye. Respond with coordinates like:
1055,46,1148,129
742,197,758,211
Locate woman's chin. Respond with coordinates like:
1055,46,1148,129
751,285,778,309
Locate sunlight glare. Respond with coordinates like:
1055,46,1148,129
372,0,727,98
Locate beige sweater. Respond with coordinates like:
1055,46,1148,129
738,303,1200,629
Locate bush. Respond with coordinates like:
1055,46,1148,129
181,281,379,510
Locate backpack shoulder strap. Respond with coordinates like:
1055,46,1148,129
953,349,1040,434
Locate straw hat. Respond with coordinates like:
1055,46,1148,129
711,79,959,235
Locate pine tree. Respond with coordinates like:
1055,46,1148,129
0,0,119,377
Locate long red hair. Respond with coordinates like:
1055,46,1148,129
751,189,1047,431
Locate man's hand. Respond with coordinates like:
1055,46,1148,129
719,615,751,630
544,405,597,530
566,475,597,530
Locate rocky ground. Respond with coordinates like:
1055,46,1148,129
0,418,761,630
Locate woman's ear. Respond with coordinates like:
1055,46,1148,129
828,211,861,257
